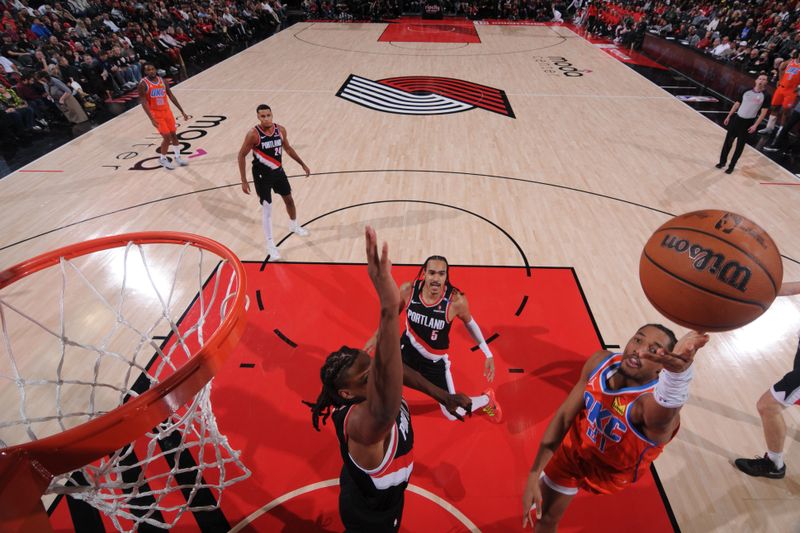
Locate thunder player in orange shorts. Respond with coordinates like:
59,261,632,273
759,50,800,135
138,63,189,170
521,325,709,531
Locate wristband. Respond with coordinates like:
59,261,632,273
654,366,693,408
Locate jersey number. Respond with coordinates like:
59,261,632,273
431,330,438,341
274,146,282,156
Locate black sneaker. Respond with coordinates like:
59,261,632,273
725,167,735,174
715,162,726,169
734,454,786,479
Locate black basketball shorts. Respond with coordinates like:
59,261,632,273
252,165,291,204
771,337,800,406
400,332,451,392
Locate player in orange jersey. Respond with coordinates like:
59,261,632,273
138,63,189,170
759,50,800,135
521,325,709,531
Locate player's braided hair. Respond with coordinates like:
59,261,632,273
302,346,360,431
416,255,462,295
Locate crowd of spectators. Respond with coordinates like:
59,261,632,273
589,0,800,83
5,0,796,153
1,0,288,148
302,0,569,23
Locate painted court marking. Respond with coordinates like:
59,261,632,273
227,479,480,532
17,169,64,173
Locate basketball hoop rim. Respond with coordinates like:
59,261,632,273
0,232,248,477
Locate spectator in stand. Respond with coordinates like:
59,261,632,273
35,69,88,124
30,17,51,39
0,84,37,135
15,72,56,125
0,51,19,81
712,36,732,58
696,30,714,51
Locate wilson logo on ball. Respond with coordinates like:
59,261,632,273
660,235,752,292
639,209,782,332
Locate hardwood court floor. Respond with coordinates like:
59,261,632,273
1,21,799,532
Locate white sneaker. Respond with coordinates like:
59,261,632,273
758,126,774,135
175,156,188,166
267,245,281,260
290,225,309,236
160,157,175,170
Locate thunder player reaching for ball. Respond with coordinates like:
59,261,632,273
366,255,503,423
522,325,709,531
138,63,189,170
238,104,310,260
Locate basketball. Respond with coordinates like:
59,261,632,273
639,210,783,332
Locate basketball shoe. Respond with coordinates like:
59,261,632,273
481,388,503,424
734,454,786,479
267,245,281,261
290,223,309,236
159,156,175,170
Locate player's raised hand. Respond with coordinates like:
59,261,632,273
641,331,709,373
365,226,400,309
484,358,496,382
522,470,542,528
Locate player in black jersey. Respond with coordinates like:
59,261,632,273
304,228,472,532
237,104,310,261
366,255,503,423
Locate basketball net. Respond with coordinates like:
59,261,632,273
0,237,250,531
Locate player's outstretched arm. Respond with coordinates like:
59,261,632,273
452,292,495,382
364,281,412,353
522,350,606,526
402,364,472,421
348,227,403,445
778,280,800,296
636,331,710,444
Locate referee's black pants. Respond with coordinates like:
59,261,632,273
719,115,757,170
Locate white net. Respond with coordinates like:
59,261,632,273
0,239,251,531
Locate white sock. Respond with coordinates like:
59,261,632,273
470,394,490,412
440,394,491,420
172,145,181,159
261,200,274,245
289,218,298,229
766,115,778,130
159,153,168,160
767,450,784,469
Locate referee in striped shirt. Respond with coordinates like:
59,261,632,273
717,72,771,174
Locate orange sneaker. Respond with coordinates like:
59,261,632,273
482,388,503,424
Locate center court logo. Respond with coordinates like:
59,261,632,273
336,74,515,118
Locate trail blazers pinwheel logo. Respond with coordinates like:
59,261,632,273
337,74,515,118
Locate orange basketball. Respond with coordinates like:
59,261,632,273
639,210,783,332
